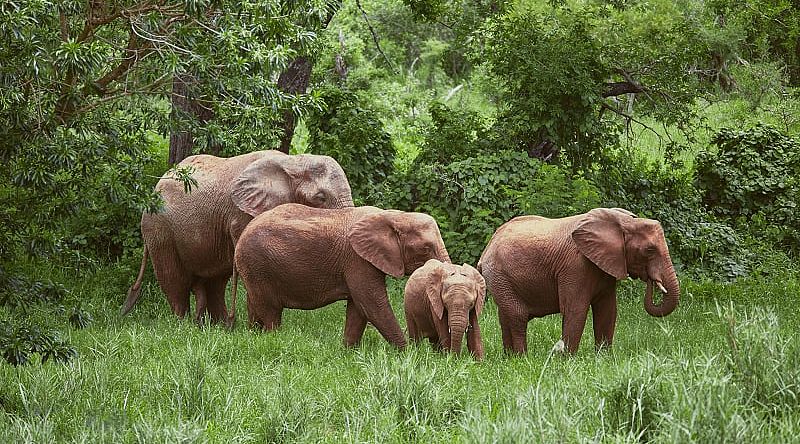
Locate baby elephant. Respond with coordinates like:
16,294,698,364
404,259,487,359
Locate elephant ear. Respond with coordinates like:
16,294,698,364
423,261,446,320
231,154,302,217
571,208,633,280
462,264,486,317
349,211,405,278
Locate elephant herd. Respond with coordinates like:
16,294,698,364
123,150,680,357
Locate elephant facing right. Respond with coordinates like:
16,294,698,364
478,208,680,354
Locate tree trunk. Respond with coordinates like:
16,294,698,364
275,5,340,153
276,56,313,153
169,74,219,165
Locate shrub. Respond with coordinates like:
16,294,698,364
381,150,601,264
305,87,396,204
412,101,490,166
0,322,77,366
695,124,800,252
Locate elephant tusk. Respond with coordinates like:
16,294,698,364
656,281,668,294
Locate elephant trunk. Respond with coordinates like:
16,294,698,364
436,237,451,264
448,308,469,354
339,195,355,208
644,258,680,317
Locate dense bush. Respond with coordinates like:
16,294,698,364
695,124,800,252
305,87,396,204
412,101,491,166
382,150,600,264
0,321,77,366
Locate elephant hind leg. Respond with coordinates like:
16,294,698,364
200,276,230,324
150,249,192,318
246,285,283,331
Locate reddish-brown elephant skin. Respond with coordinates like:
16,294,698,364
404,259,487,359
478,208,680,354
122,150,354,325
234,204,451,348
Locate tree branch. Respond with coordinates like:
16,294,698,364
59,9,70,41
600,102,663,141
92,30,151,93
355,0,396,74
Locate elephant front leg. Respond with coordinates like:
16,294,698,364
466,311,485,360
344,300,368,347
591,289,617,351
345,268,407,349
558,279,592,354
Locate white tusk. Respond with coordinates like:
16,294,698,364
656,282,668,294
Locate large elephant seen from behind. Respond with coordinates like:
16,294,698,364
478,208,679,354
123,150,353,325
234,203,451,348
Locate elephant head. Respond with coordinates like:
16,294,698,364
424,261,486,355
572,208,679,317
349,210,451,278
231,153,353,216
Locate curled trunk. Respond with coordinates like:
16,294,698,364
644,260,680,317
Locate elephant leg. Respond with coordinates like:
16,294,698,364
497,301,527,354
405,313,422,343
558,279,592,353
150,249,192,318
591,289,617,351
343,300,368,347
202,276,230,324
246,284,283,331
346,271,406,348
193,285,208,325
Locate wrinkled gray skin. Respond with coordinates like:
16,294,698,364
404,259,487,359
235,204,451,348
123,150,354,326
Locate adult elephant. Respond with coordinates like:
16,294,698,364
122,150,354,326
478,208,679,354
234,203,451,348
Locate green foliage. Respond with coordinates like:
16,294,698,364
383,150,600,264
0,322,77,366
481,5,617,167
695,124,800,251
413,101,490,165
305,87,396,203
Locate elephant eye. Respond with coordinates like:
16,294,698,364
313,192,327,202
645,245,658,255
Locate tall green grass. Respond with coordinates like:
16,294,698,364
1,264,799,442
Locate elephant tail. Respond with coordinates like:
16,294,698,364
121,245,149,316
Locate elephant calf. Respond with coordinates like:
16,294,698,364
403,259,487,359
478,208,680,354
234,203,450,348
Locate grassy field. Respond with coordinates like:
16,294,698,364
2,263,800,443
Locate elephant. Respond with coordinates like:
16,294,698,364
122,150,354,326
403,259,487,359
478,208,679,354
234,203,451,348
